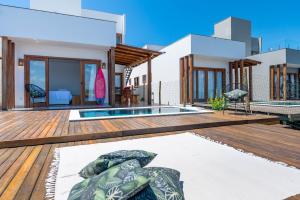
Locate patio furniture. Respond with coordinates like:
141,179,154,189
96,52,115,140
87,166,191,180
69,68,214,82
223,83,249,113
121,86,139,105
25,84,47,107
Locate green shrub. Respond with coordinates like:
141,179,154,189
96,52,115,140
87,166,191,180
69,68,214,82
209,97,227,111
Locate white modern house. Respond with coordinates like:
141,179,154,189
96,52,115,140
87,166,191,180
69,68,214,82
130,17,263,105
0,0,161,110
249,49,300,101
130,16,300,105
1,0,300,110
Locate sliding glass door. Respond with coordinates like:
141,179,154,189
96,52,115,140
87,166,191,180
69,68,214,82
193,67,225,102
115,73,123,104
207,71,215,99
25,56,49,107
81,61,101,104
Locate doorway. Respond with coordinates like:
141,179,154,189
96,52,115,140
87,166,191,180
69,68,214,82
24,56,102,107
192,67,225,102
115,73,123,104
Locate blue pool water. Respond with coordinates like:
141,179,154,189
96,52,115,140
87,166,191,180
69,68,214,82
254,101,300,106
79,107,195,118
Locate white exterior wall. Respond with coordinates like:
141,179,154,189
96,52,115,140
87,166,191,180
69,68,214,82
214,17,252,56
132,35,245,105
248,49,287,101
143,44,165,51
0,5,116,48
286,49,300,65
30,0,82,16
191,35,245,59
81,9,126,36
129,63,148,102
131,35,192,105
14,40,109,107
193,55,231,85
151,36,192,105
115,65,125,74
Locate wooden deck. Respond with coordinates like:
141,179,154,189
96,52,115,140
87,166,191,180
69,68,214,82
0,110,278,148
0,123,299,200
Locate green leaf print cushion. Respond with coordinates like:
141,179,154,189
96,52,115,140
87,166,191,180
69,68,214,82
80,150,157,179
68,159,150,200
130,167,185,200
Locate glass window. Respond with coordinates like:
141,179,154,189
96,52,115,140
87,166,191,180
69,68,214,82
193,71,197,99
208,71,215,99
30,60,46,90
134,77,139,87
29,60,46,103
115,74,122,95
84,63,97,102
116,34,122,44
274,74,278,98
191,68,224,102
198,71,205,100
142,75,147,84
216,72,223,97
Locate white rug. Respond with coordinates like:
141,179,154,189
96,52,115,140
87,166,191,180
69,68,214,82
47,133,300,200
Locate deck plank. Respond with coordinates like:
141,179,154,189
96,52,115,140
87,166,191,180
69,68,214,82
0,123,299,199
0,110,279,148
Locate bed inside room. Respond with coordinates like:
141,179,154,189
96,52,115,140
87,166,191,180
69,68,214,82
49,58,81,106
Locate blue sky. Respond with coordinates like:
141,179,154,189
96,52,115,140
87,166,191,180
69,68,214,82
1,0,300,51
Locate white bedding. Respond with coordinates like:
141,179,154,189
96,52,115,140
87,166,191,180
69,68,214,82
49,133,300,200
49,90,72,105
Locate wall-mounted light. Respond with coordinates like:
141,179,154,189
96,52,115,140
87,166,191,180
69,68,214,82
101,62,106,69
18,58,24,66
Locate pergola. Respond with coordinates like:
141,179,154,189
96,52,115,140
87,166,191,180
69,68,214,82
270,64,288,101
229,59,261,101
107,44,162,106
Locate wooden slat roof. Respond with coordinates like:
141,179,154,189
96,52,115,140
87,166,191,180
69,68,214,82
115,44,162,67
243,58,261,66
231,59,262,67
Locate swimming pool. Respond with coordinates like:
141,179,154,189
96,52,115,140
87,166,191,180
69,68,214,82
253,101,300,107
69,106,211,121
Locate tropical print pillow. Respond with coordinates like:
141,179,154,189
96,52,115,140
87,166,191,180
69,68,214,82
224,89,248,101
80,150,157,179
68,159,150,200
130,167,184,200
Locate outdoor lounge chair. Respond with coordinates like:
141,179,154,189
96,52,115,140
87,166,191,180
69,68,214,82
25,84,47,107
223,83,249,113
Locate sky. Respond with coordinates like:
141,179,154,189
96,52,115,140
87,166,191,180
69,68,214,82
1,0,300,51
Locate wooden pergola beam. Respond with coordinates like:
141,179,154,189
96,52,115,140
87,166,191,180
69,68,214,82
270,65,275,100
108,48,116,107
240,60,244,88
283,63,287,101
2,37,8,110
276,65,281,100
116,49,151,57
115,44,161,67
183,56,188,106
249,66,253,101
189,54,194,104
229,62,233,90
180,58,184,104
234,61,239,89
117,44,161,55
115,54,147,60
115,57,139,63
147,58,152,105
